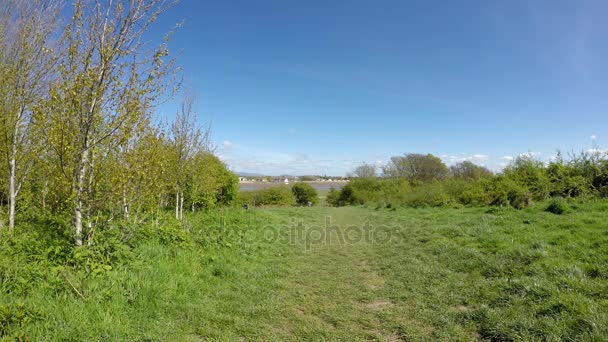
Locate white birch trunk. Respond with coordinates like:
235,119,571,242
8,155,16,233
179,190,184,220
175,190,179,220
123,184,129,220
74,144,89,247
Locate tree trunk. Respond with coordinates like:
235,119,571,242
8,122,18,233
42,180,48,210
8,155,16,233
74,146,89,247
123,184,129,220
175,190,179,220
87,149,94,231
179,190,184,220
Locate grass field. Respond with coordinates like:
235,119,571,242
2,200,608,340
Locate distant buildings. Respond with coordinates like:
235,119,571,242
237,175,350,183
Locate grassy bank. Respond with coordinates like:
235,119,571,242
2,201,608,340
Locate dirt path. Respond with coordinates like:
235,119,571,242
272,207,402,341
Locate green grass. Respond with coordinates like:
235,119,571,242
2,200,608,340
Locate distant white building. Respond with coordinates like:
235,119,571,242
284,178,289,184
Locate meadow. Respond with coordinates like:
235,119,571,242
2,199,607,341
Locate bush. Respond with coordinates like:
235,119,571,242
483,177,532,209
291,183,319,206
337,184,361,206
326,187,341,207
402,182,451,207
443,179,486,206
237,186,295,207
338,178,411,206
503,156,550,200
546,163,591,198
545,198,569,215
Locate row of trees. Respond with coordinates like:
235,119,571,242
338,151,608,208
0,0,236,245
352,154,492,182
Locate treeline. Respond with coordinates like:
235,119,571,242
329,152,608,209
0,0,237,246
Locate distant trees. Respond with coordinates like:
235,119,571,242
329,150,608,209
351,163,377,178
382,153,448,182
450,161,492,180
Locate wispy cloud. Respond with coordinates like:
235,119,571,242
218,143,336,175
442,154,490,165
519,151,542,159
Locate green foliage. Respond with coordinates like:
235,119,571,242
326,187,341,207
137,220,194,247
450,161,493,179
482,176,532,209
546,162,591,198
331,172,540,209
188,153,239,208
545,198,570,215
0,208,290,340
237,186,295,207
401,182,451,207
336,184,360,206
0,303,44,338
503,156,550,200
383,153,449,182
351,163,377,178
291,183,319,206
331,150,608,209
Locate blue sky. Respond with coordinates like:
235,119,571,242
150,0,608,175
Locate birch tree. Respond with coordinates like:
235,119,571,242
45,0,176,246
0,0,61,233
170,93,211,220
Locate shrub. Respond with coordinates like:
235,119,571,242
546,163,591,198
326,187,341,207
545,198,569,215
291,183,319,206
337,184,360,206
339,178,411,206
503,156,550,200
444,179,486,206
402,182,451,207
483,177,531,209
237,186,295,207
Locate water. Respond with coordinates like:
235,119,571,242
239,181,347,192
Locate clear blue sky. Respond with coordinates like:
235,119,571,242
150,0,608,176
